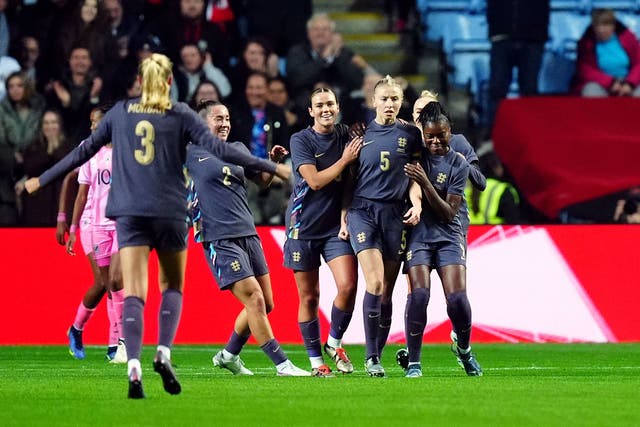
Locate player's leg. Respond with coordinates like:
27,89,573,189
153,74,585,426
108,251,126,363
294,268,331,376
68,253,106,360
230,276,309,376
440,263,482,376
119,244,151,398
404,263,432,378
324,252,357,374
153,248,187,394
377,258,401,357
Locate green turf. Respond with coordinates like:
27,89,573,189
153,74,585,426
1,344,639,426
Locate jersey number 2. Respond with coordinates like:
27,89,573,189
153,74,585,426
134,120,156,165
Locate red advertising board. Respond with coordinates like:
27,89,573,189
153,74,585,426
1,225,638,345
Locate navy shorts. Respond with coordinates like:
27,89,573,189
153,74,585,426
283,234,354,271
346,197,408,262
403,238,467,272
116,216,188,251
202,235,269,289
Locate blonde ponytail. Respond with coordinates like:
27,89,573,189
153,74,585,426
138,53,173,112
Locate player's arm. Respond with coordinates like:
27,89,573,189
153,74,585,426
403,181,422,226
404,162,462,223
468,160,487,191
186,108,290,180
252,145,290,189
56,170,79,245
66,183,89,256
26,117,112,193
299,136,362,191
338,162,358,241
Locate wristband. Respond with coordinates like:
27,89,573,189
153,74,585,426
69,224,78,234
57,212,67,222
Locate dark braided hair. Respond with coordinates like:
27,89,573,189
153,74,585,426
417,101,452,130
195,99,223,120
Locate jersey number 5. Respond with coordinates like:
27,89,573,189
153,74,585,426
380,151,390,171
134,120,156,165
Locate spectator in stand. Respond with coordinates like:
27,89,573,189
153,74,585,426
384,0,415,33
145,0,231,74
229,37,280,104
0,0,13,58
286,13,365,113
229,71,290,224
466,144,521,225
45,46,102,144
188,79,221,109
238,0,311,57
0,127,18,224
572,8,640,97
171,43,231,103
267,76,307,135
13,36,45,91
487,0,549,131
614,187,640,223
55,0,110,78
0,72,45,154
15,109,73,226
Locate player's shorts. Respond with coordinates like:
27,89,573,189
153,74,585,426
92,227,118,267
116,216,188,252
283,234,354,271
346,197,408,262
79,219,93,256
202,235,268,289
403,238,467,272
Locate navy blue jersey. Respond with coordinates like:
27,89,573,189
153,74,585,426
39,98,277,221
286,125,349,239
186,143,258,241
449,133,477,233
411,147,469,244
353,121,421,202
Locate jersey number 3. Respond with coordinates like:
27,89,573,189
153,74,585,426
134,120,156,165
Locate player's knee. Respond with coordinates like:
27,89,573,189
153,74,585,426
412,287,430,307
446,290,469,312
299,291,319,311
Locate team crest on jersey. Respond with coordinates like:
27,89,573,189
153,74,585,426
357,232,367,243
397,137,407,153
436,172,447,184
230,260,241,272
292,251,301,262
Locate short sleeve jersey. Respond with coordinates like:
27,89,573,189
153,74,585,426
353,121,422,202
186,143,257,241
286,125,349,240
78,146,114,229
410,147,470,244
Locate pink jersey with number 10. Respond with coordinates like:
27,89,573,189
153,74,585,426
78,146,114,229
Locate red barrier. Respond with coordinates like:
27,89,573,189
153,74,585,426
1,225,638,345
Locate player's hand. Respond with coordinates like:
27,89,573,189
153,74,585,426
269,145,289,163
56,221,69,246
348,122,366,139
25,177,41,194
338,223,350,241
404,162,428,188
342,136,362,164
403,205,421,226
274,163,291,181
66,233,77,256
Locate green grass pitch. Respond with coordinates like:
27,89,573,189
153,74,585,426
1,343,639,426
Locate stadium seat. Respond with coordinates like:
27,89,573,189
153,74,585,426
591,1,639,12
538,46,576,94
551,0,592,12
426,12,488,55
417,0,485,13
616,11,640,36
548,12,591,51
449,39,490,96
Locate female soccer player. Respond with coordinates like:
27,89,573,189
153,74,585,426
66,105,126,363
402,102,483,378
344,75,422,376
187,100,309,376
25,53,290,399
284,88,362,377
396,91,487,371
